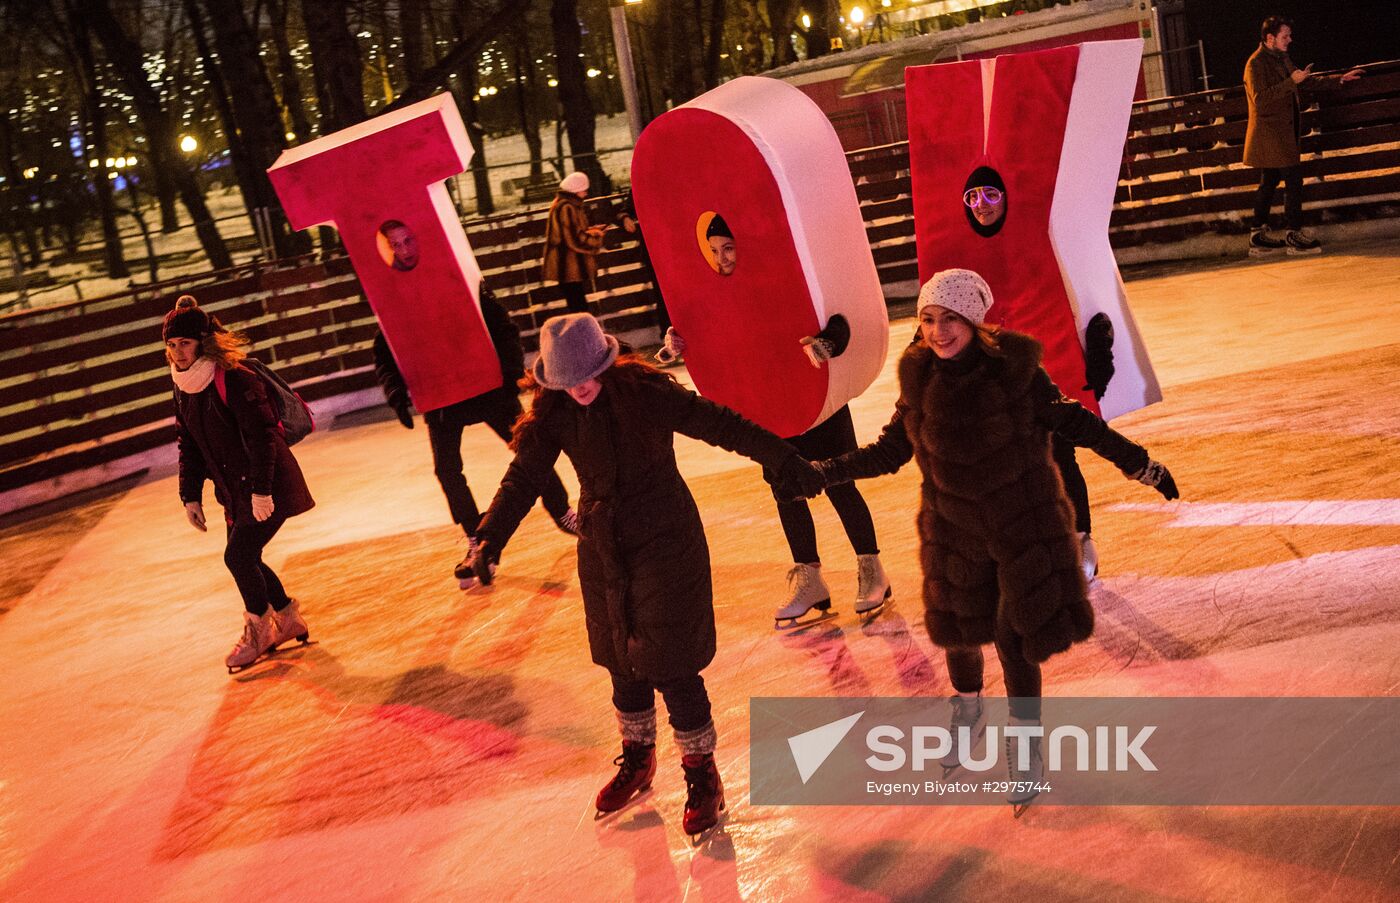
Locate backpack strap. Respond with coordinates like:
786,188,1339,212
213,366,228,405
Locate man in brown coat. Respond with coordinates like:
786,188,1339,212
1244,16,1363,257
542,171,606,313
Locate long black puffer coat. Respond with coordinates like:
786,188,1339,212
823,331,1149,663
175,364,314,526
476,363,803,682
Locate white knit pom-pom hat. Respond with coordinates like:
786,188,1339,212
917,268,995,325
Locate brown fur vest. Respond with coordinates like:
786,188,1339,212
898,330,1091,663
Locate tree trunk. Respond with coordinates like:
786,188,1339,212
301,0,367,132
666,0,697,104
767,0,799,67
82,0,232,269
184,0,260,227
399,0,427,83
66,5,129,279
199,0,308,259
262,0,313,142
551,0,607,191
702,0,726,89
459,70,494,217
511,23,543,179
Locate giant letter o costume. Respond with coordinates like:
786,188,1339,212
907,40,1160,419
631,77,888,438
267,94,499,413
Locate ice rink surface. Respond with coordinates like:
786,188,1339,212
3,240,1400,901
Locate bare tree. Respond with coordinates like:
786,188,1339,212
551,0,606,190
80,0,232,269
262,0,313,142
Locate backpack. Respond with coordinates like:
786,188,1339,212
214,358,316,445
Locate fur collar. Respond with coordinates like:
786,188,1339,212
171,356,217,394
898,329,1043,401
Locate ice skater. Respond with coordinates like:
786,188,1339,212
164,295,315,673
661,315,892,628
372,285,578,587
788,270,1178,814
460,313,822,839
541,171,606,314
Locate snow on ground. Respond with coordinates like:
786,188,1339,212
2,239,1399,901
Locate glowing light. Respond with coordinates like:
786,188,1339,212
850,6,865,24
179,135,198,153
547,78,558,87
801,13,811,29
586,68,601,78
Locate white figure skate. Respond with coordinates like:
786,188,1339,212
774,563,834,630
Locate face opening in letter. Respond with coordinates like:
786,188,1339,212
378,219,420,271
962,166,1007,237
697,211,737,276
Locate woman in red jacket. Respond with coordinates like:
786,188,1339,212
165,295,315,673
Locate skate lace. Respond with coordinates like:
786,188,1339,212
608,746,649,790
1005,735,1043,779
683,764,714,810
785,564,811,593
950,696,982,729
857,557,878,591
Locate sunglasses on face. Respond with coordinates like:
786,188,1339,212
962,186,1003,208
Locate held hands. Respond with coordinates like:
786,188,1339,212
1291,64,1314,84
393,402,415,429
1341,67,1365,84
799,335,836,369
184,501,207,532
655,327,686,364
252,494,276,522
1129,460,1179,501
775,456,825,501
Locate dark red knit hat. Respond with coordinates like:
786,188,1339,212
162,294,214,342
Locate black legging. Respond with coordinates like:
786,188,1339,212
944,621,1043,721
224,514,291,616
762,405,879,564
560,281,590,314
611,671,712,732
426,396,570,536
1252,165,1303,231
1052,435,1091,535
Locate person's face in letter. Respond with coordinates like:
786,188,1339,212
708,235,737,276
964,186,1005,228
386,226,419,271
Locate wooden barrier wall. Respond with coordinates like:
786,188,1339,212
2,61,1397,499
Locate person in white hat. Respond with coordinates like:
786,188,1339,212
785,268,1178,815
541,171,607,314
461,312,822,839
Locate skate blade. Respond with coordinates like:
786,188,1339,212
266,638,316,655
1286,247,1322,256
1248,247,1283,258
774,609,837,631
855,587,893,619
688,805,728,847
593,786,654,823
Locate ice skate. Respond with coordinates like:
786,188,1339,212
1247,227,1286,258
774,563,834,630
1078,532,1099,584
267,597,310,651
553,508,580,537
1284,229,1322,256
225,610,275,674
940,692,985,778
854,553,891,619
1006,720,1045,818
680,753,726,844
594,741,656,821
455,535,496,590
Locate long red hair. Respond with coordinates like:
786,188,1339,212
510,354,676,449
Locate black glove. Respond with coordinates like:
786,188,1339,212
1130,459,1179,501
1082,313,1115,401
393,403,414,429
775,455,825,500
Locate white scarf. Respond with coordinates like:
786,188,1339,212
171,356,217,394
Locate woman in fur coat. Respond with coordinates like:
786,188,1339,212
795,269,1178,808
165,295,315,674
459,312,821,839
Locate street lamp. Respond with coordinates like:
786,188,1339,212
179,135,198,154
609,0,644,143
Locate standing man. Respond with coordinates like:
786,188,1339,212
1245,16,1363,257
373,285,579,585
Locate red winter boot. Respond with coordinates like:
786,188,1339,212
680,754,726,836
595,741,656,815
